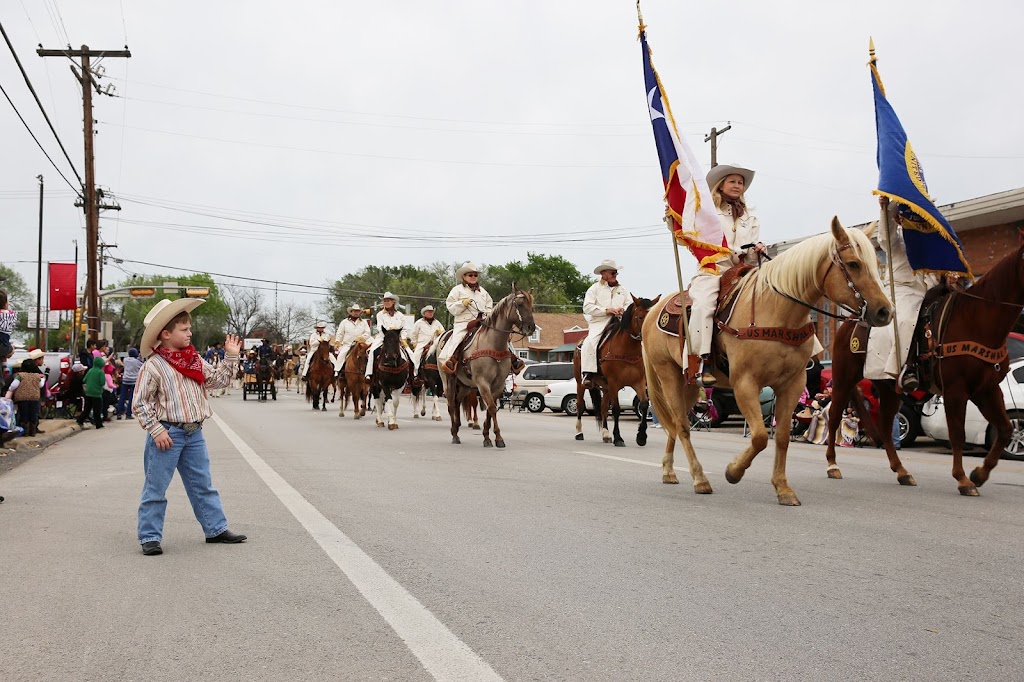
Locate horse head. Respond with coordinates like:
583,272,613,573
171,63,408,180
508,283,536,337
627,294,661,337
824,217,892,327
380,328,405,367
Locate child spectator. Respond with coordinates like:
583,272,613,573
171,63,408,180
116,347,143,420
4,352,47,436
77,355,107,429
133,298,245,556
0,290,15,362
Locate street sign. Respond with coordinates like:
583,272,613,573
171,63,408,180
26,308,61,330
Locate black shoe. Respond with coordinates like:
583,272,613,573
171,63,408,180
901,370,920,392
206,529,247,544
75,420,84,427
141,541,163,556
116,415,122,420
35,427,45,434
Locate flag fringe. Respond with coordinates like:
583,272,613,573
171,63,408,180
872,190,974,279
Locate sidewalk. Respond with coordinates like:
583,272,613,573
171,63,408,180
0,418,82,475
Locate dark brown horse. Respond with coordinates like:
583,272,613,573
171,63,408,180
826,241,1024,495
371,329,410,430
304,341,334,411
337,340,370,419
573,295,660,447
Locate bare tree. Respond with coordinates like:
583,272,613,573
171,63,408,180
223,284,265,337
255,300,316,344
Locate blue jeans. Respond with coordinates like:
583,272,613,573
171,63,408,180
137,424,228,544
116,382,136,417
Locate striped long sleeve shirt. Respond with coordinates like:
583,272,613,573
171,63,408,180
134,353,239,437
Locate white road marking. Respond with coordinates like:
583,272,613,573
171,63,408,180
211,413,503,682
573,450,715,478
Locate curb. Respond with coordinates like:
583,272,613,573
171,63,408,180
12,423,82,452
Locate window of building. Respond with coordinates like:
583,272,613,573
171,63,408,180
528,326,541,343
516,349,531,360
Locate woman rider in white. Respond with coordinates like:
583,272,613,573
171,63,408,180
439,262,493,373
580,259,631,386
687,164,766,386
364,292,411,379
410,305,445,374
332,303,371,373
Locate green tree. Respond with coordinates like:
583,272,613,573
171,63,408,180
485,253,592,312
0,264,36,335
104,273,229,351
324,262,454,323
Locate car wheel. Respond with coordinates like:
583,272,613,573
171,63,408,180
897,404,920,447
562,395,579,417
987,410,1024,460
526,393,545,413
633,396,644,420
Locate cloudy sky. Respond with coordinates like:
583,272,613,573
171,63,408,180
3,0,1023,314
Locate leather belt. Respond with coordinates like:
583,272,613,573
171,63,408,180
161,421,203,434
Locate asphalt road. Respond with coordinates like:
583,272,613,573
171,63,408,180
2,386,1023,681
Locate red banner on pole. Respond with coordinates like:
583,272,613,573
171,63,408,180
48,262,77,311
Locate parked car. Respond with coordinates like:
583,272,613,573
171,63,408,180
918,359,1024,460
5,349,72,391
543,379,641,418
515,362,576,413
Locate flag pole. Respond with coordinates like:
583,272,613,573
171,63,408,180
879,197,903,392
666,215,694,375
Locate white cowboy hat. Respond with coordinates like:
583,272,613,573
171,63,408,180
455,262,481,281
28,348,45,360
382,291,399,303
593,259,623,275
706,164,755,193
348,303,362,312
140,298,205,358
421,305,435,315
315,320,326,328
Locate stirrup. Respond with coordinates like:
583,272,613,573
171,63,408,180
899,367,919,392
698,372,717,388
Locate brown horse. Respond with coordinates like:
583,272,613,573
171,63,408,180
338,340,370,419
642,219,892,505
447,285,535,447
304,341,334,411
573,295,660,447
825,241,1024,495
283,357,299,390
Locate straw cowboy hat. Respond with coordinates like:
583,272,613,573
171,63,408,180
593,259,624,275
382,291,399,304
140,298,205,357
706,164,755,193
348,303,362,312
28,348,45,360
455,262,481,281
421,305,435,315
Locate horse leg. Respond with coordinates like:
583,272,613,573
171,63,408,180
321,388,327,411
431,392,442,421
765,378,806,506
823,379,852,479
592,387,611,442
574,382,585,441
724,378,772,487
375,388,386,427
482,384,504,448
448,377,463,444
636,392,649,447
969,386,1012,488
610,394,625,448
941,393,978,495
649,360,710,492
388,388,399,430
877,385,915,486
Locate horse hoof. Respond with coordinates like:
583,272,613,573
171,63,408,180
377,422,385,428
414,414,419,419
897,474,917,487
725,465,743,485
483,440,492,448
663,473,679,484
959,485,980,497
826,468,843,480
496,440,505,449
433,416,443,422
613,440,625,448
575,433,584,441
636,435,647,447
602,437,613,444
969,468,987,487
420,410,426,417
694,481,713,495
472,424,481,430
388,424,398,430
777,493,802,507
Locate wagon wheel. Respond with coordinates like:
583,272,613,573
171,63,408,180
271,382,277,400
243,384,248,400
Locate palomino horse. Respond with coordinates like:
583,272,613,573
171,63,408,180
411,341,444,421
371,329,410,430
573,295,660,447
283,357,299,390
304,341,334,411
447,285,535,447
338,340,370,419
825,241,1024,495
642,218,892,505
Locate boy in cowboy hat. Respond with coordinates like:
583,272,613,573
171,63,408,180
133,298,246,556
580,259,631,387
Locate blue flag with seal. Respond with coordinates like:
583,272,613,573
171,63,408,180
869,40,972,278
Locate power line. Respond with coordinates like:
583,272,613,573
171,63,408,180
0,19,84,187
0,80,80,193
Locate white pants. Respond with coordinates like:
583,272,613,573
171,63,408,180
865,282,926,380
438,322,470,365
333,342,353,373
365,337,412,378
580,319,610,374
687,272,720,357
412,341,434,374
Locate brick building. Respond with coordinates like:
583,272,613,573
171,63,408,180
509,311,588,362
768,187,1024,359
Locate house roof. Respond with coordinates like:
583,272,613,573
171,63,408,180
511,311,587,351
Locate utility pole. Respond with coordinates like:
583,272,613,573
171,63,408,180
704,123,731,168
38,45,130,341
35,174,44,348
98,242,118,289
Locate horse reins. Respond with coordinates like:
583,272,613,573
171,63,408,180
768,242,867,321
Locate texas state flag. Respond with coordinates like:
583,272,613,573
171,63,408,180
640,27,730,274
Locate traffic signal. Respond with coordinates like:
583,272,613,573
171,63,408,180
183,287,210,298
129,287,156,298
74,307,81,325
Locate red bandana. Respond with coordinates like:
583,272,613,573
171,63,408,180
153,345,206,384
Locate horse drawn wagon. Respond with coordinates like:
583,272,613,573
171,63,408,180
242,354,277,401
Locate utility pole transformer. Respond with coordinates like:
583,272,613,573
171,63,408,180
38,45,130,341
704,123,732,168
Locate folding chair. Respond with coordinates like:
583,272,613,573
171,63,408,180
743,388,776,438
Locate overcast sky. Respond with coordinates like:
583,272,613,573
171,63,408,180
3,0,1023,315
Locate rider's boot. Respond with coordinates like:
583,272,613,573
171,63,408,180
581,372,593,388
698,355,717,388
900,364,920,392
510,355,525,374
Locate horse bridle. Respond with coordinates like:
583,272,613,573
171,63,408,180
769,242,867,321
478,293,533,338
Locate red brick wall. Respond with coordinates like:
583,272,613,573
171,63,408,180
960,222,1022,275
564,330,587,344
